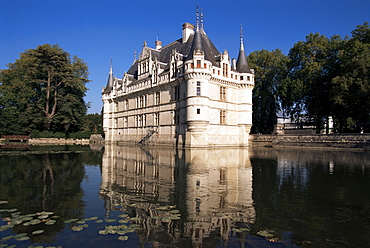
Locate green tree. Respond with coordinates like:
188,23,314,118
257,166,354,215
83,113,103,134
0,44,89,134
331,22,370,132
248,49,289,134
287,33,344,132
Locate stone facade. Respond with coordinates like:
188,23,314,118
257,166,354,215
102,20,254,147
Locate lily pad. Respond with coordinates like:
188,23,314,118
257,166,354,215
84,216,98,221
45,219,57,225
30,219,42,225
130,217,140,221
98,230,109,235
11,219,23,225
1,235,14,241
64,218,78,223
240,228,250,232
95,219,103,223
118,214,128,218
0,225,10,231
14,233,27,238
15,234,29,241
118,235,129,241
71,225,84,231
0,201,8,204
257,230,275,238
32,229,45,235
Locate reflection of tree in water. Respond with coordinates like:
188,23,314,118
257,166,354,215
0,151,88,244
251,148,370,247
100,146,255,247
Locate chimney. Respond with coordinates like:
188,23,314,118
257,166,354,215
232,58,236,70
182,22,194,43
155,40,162,49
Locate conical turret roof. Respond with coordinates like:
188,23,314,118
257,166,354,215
236,25,251,73
103,61,113,94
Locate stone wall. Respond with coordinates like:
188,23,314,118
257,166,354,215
249,134,370,150
29,138,90,145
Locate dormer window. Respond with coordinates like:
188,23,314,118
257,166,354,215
197,60,201,68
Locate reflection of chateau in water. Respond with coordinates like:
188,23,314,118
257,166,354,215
99,145,255,246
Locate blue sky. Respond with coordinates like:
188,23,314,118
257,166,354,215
1,0,369,114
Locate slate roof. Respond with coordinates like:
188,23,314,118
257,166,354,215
236,32,251,73
103,63,113,94
126,27,221,80
103,23,252,94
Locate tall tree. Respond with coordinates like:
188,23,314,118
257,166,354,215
248,49,289,134
331,22,370,132
287,33,344,132
0,44,89,134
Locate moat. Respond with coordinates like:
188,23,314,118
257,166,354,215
1,145,369,247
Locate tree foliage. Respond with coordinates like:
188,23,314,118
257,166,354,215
0,44,89,135
285,22,370,132
83,113,103,134
248,49,289,133
249,22,370,133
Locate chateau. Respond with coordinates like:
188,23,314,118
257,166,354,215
102,16,254,147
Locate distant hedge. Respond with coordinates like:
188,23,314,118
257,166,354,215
30,130,91,139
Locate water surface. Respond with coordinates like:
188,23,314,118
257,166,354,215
0,145,369,247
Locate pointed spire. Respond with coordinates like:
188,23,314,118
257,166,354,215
240,23,245,51
196,5,200,31
236,23,251,73
200,8,204,30
103,58,114,94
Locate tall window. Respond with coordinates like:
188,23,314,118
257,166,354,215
139,96,144,108
154,113,159,126
222,63,228,77
155,92,160,105
220,110,226,124
174,86,180,101
125,100,129,110
124,117,128,128
220,86,226,101
196,81,201,96
197,60,201,68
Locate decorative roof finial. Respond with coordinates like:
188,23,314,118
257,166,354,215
240,23,245,50
236,23,251,73
200,8,204,30
110,57,113,74
196,5,200,31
